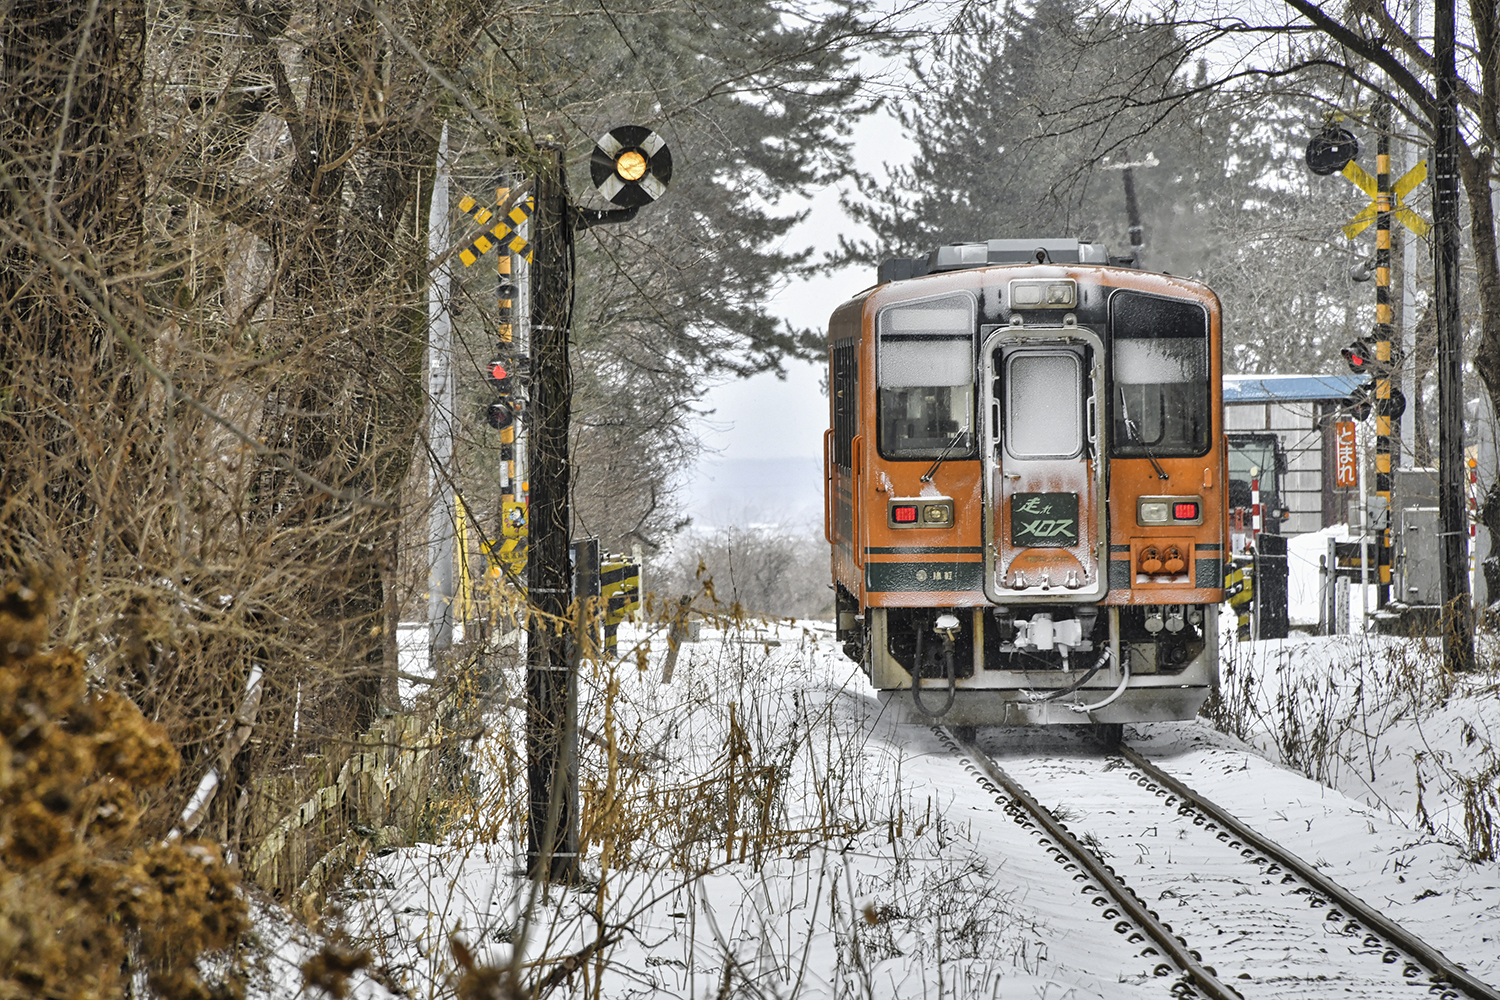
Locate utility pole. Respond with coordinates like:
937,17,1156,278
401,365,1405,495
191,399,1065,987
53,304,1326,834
526,144,579,880
521,126,672,882
1107,151,1156,269
1122,167,1145,269
1433,0,1474,670
427,124,456,654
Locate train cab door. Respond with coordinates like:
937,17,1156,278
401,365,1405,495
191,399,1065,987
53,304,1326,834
980,322,1108,602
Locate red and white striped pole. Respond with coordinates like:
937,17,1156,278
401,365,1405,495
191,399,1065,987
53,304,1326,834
1251,476,1262,540
1466,457,1479,539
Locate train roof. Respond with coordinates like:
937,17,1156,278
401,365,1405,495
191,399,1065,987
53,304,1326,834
878,238,1122,284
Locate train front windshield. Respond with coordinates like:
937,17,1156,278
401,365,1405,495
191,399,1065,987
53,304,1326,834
876,294,977,459
1227,438,1279,509
1227,439,1277,482
1109,291,1210,458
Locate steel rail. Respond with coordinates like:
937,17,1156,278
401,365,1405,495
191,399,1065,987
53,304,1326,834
944,728,1245,1000
1119,745,1500,1000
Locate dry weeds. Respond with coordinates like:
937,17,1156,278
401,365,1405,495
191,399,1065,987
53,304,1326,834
1203,627,1500,861
0,575,249,1000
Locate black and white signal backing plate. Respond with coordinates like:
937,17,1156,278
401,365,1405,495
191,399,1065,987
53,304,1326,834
590,125,673,208
1306,126,1359,176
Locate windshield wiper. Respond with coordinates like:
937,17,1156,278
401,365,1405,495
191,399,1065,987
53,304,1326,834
1119,390,1169,481
921,430,969,483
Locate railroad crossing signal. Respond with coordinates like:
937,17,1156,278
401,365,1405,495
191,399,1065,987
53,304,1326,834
1339,159,1430,239
1341,338,1375,373
485,400,516,429
483,358,523,430
1305,125,1359,175
590,126,673,208
456,193,533,266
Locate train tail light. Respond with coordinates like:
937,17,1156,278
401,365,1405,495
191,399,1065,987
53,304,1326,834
888,498,954,528
1137,496,1204,526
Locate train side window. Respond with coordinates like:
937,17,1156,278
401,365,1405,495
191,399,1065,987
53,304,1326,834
831,340,856,469
1109,292,1210,458
876,294,977,460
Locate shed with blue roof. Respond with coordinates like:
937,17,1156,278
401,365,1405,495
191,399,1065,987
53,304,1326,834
1224,374,1363,534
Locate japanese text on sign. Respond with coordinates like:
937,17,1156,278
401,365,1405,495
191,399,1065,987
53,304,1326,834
1335,421,1358,488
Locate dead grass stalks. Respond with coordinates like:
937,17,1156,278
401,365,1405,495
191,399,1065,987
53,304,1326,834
1203,627,1500,860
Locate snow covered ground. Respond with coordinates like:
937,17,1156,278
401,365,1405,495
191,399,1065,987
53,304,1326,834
239,606,1500,1000
244,529,1500,998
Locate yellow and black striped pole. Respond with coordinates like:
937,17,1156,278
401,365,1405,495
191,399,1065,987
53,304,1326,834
1374,105,1395,607
497,185,519,499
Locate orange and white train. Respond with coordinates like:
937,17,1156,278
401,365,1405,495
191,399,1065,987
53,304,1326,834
825,239,1227,733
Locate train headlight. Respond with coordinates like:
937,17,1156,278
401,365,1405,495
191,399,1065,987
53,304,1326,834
1139,501,1170,524
888,497,955,528
1010,279,1077,309
1137,496,1204,526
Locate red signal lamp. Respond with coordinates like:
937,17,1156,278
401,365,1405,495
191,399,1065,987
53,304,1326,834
490,361,508,381
892,505,918,523
1173,501,1199,520
1341,339,1374,373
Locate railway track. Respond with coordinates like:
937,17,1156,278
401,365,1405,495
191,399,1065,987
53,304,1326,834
940,727,1500,1000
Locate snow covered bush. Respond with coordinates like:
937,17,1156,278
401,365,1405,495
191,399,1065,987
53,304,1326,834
322,614,1048,999
1203,628,1500,861
650,524,834,620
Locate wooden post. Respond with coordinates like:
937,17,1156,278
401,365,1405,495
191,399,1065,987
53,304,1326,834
1434,0,1474,670
526,145,580,879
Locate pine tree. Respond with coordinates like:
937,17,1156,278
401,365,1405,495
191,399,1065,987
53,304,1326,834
836,1,1359,376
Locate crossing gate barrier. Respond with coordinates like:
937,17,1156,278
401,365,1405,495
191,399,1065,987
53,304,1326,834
600,555,641,657
485,497,528,590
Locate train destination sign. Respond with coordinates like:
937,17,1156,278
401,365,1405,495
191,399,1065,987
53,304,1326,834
1010,492,1079,548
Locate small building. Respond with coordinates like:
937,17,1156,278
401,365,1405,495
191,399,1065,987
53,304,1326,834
1223,374,1364,535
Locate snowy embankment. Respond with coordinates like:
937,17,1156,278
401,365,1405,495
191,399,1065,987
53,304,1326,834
1213,629,1500,855
252,604,1500,998
1222,522,1500,863
326,620,1110,999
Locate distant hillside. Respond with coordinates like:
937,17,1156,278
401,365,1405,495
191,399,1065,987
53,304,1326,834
680,456,823,529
